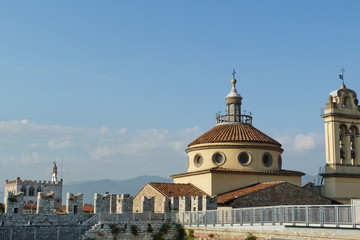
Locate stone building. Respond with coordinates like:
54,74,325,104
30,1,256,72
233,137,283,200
133,182,217,213
171,73,304,196
4,162,63,209
320,80,360,203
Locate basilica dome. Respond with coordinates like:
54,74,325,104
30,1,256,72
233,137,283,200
188,123,281,147
185,75,284,173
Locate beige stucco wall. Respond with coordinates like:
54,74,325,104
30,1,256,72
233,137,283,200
173,172,301,196
323,177,360,204
187,142,282,172
173,174,212,195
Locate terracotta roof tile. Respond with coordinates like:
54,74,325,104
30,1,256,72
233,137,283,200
217,181,286,203
148,182,208,198
82,204,94,213
188,124,281,147
60,204,94,213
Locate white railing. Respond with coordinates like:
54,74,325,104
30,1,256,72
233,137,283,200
176,205,359,228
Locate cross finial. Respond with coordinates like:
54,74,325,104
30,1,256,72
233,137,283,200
339,68,345,82
232,69,236,79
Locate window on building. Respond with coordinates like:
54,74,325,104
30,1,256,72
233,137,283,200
278,155,282,169
262,153,273,167
36,187,42,194
194,154,203,167
342,96,351,107
20,186,27,196
238,152,251,166
28,186,35,196
212,152,226,166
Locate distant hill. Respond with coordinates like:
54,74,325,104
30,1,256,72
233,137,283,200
63,175,172,204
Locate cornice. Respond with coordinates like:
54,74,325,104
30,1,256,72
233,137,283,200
320,172,360,178
171,167,304,178
186,143,283,153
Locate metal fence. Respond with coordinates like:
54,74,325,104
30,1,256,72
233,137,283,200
176,204,359,228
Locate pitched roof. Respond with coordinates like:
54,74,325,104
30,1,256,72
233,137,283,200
217,181,286,204
188,123,281,147
148,182,208,198
171,167,305,178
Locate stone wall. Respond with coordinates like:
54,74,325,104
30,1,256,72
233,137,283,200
185,225,360,240
110,194,117,214
203,196,218,210
37,191,55,214
94,193,111,213
133,184,166,213
82,221,181,240
171,196,179,211
5,192,24,214
141,196,155,213
179,196,191,212
191,196,202,211
66,193,84,214
116,194,133,214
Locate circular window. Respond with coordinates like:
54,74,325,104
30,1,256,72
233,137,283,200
278,155,282,169
238,152,251,166
212,152,226,166
194,154,203,167
262,153,273,167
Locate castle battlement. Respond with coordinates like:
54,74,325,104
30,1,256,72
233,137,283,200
6,177,64,186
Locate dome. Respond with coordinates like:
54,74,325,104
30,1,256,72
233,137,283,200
188,123,281,147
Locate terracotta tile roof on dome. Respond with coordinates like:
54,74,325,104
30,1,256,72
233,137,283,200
148,182,208,198
188,123,281,147
217,181,285,204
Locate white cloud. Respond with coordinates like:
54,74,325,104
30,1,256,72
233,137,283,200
48,139,75,149
276,132,323,153
20,152,44,164
274,130,325,175
0,120,201,183
294,133,322,152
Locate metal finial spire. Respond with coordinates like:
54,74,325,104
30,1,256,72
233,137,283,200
232,69,236,79
339,68,346,88
339,68,345,82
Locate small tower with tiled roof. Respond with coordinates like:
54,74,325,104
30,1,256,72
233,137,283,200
172,72,304,196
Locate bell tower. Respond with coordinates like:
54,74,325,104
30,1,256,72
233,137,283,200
321,72,360,203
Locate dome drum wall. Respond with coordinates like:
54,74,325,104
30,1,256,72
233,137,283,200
187,145,282,172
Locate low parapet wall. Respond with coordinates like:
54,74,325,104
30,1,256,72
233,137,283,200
186,225,360,240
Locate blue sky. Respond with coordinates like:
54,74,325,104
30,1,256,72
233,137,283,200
0,1,359,184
